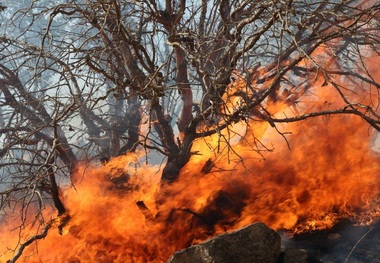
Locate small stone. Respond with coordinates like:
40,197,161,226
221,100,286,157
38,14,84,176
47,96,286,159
327,233,341,240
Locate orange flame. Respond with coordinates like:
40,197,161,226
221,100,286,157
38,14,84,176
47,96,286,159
1,57,380,263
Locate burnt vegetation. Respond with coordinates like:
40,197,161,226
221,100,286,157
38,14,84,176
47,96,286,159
0,0,379,261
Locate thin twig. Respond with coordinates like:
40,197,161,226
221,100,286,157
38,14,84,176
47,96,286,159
7,222,52,263
343,228,372,263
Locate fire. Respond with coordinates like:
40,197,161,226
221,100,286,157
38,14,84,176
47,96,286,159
1,61,380,263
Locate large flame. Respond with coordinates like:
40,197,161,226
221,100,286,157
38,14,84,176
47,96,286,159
1,56,380,262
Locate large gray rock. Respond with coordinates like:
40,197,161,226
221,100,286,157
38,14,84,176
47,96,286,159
167,222,281,263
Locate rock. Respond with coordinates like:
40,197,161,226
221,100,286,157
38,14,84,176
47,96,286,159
283,249,309,263
167,222,281,263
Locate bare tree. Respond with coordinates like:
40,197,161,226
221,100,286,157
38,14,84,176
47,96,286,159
0,0,379,259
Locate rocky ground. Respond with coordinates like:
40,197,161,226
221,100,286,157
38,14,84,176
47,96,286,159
167,221,380,263
282,221,380,263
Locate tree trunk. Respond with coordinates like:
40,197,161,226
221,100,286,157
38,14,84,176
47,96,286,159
47,160,66,215
161,121,196,182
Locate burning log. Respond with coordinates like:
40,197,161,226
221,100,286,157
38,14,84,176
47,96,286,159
136,200,155,222
201,158,214,174
57,213,71,235
161,162,181,182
